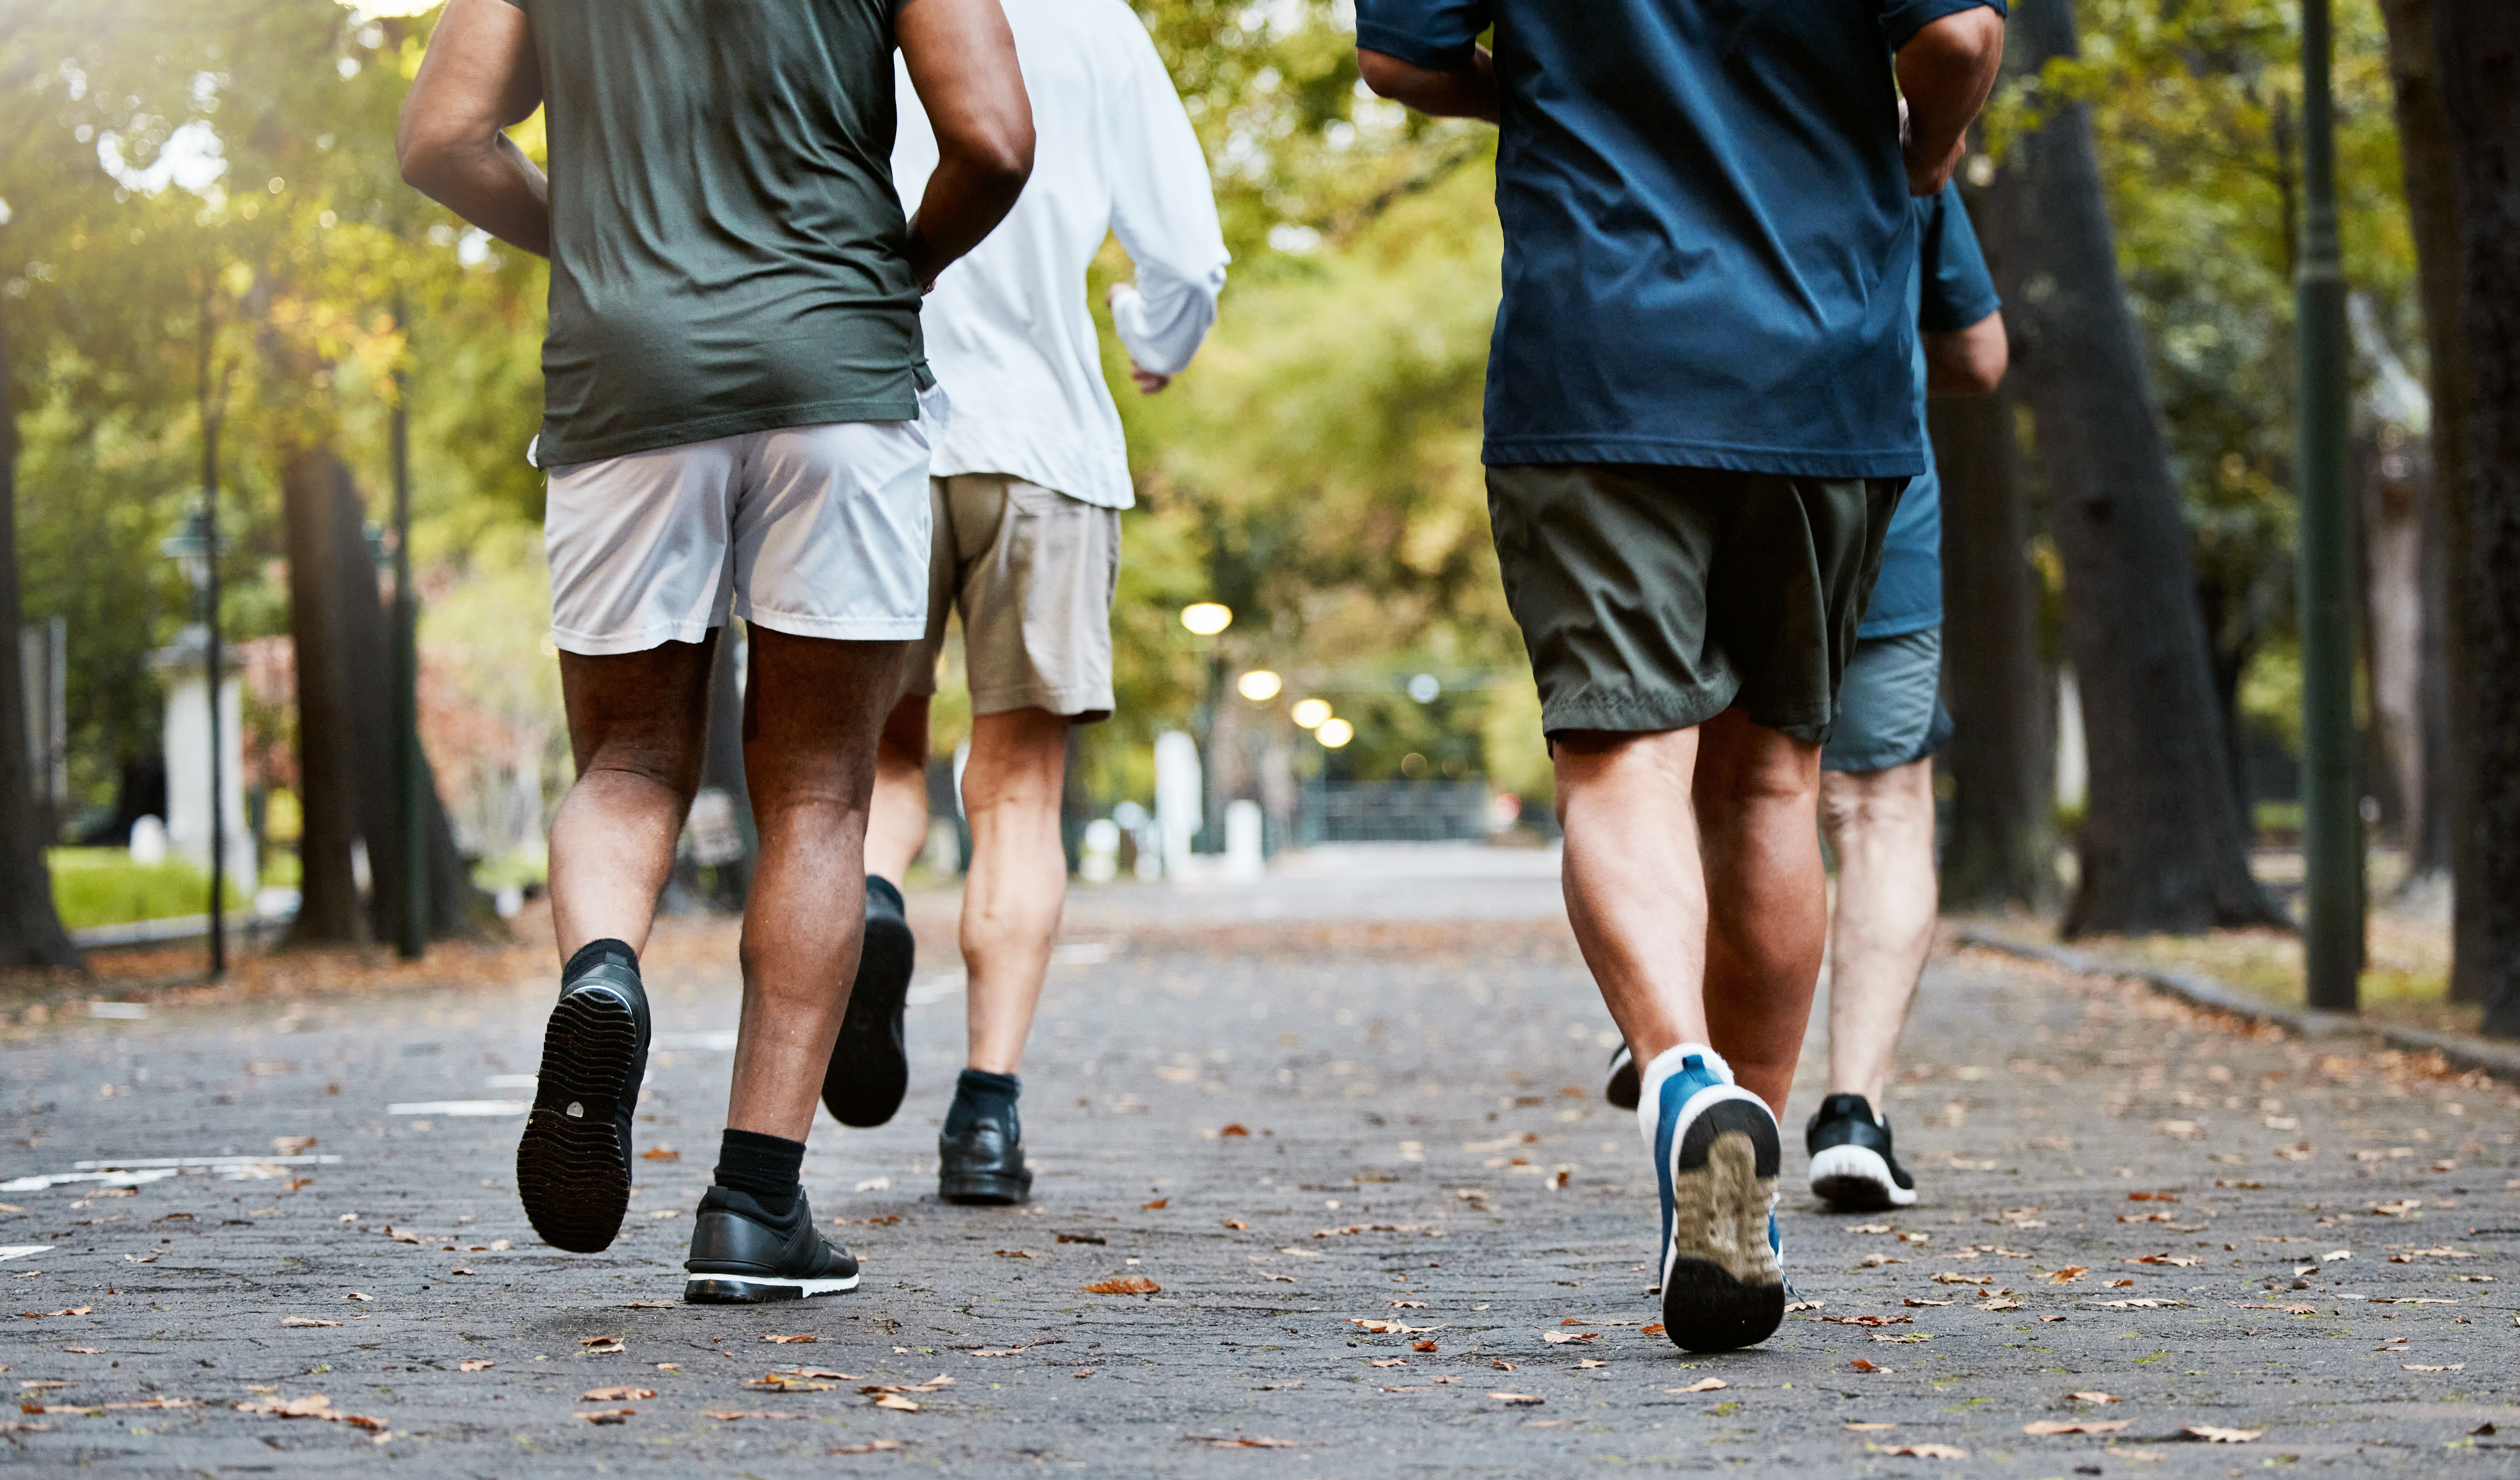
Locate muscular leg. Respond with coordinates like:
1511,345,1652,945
1554,726,1712,1068
1817,757,1938,1107
722,627,906,1141
549,636,718,962
958,707,1071,1075
864,694,933,885
1692,708,1829,1120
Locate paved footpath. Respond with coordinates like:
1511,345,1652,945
2,845,2515,1477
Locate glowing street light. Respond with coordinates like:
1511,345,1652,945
1290,698,1332,730
1238,669,1282,702
1315,717,1355,749
1180,602,1233,637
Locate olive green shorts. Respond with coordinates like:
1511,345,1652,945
1484,464,1905,743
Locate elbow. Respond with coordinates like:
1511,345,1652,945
1908,7,2006,73
395,114,455,198
1358,49,1410,101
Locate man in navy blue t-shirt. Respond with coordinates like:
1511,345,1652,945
1357,0,2004,1352
1806,184,2005,1217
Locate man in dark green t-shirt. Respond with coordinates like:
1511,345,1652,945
398,0,1033,1302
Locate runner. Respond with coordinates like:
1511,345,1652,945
1808,182,2007,1212
821,0,1228,1207
396,0,1033,1300
1354,0,2005,1351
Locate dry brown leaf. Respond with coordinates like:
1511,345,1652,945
640,1147,679,1162
1573,1359,1606,1370
459,1360,494,1372
1082,1275,1160,1295
1072,1368,1095,1379
1640,1322,1666,1335
1819,1314,1910,1328
1412,1340,1438,1353
871,1393,921,1412
1189,1435,1294,1449
1980,1300,2024,1311
1390,1300,1429,1309
1222,1219,1248,1230
1904,1298,1953,1308
2044,1266,2089,1284
279,1317,340,1328
1491,1360,1517,1371
704,1409,808,1421
1666,1378,1726,1394
1878,1443,1969,1458
582,1386,656,1402
1846,1422,1898,1432
830,1439,907,1453
2023,1419,2131,1435
1848,1359,1885,1373
1489,1392,1544,1405
1931,1272,1993,1286
450,1267,476,1276
2184,1425,2264,1443
2401,1363,2465,1372
581,1337,627,1354
2064,1391,2119,1404
1369,1358,1409,1368
579,1408,635,1425
1541,1330,1599,1344
760,1334,818,1344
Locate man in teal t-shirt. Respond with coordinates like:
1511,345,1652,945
398,0,1031,1302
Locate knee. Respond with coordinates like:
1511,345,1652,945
580,737,706,809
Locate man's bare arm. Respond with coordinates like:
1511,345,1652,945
896,0,1034,287
1357,47,1499,124
1895,7,2004,197
1923,308,2007,395
397,0,549,257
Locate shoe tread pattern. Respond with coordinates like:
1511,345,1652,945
1662,1097,1784,1352
516,987,641,1254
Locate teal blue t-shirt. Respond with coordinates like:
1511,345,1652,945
1862,182,2002,638
1356,0,2007,478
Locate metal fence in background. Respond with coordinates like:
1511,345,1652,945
1298,780,1493,845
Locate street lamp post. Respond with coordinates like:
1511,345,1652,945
1179,603,1232,854
389,300,426,960
2297,0,2361,1011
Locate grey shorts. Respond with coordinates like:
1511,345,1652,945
1485,463,1904,743
900,473,1120,723
1820,625,1952,774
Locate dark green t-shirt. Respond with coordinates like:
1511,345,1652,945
504,0,928,466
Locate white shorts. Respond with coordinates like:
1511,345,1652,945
543,385,945,656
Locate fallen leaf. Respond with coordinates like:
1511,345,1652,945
1573,1359,1605,1370
704,1409,809,1421
1491,1360,1516,1371
1056,1232,1107,1245
1391,1300,1429,1309
1980,1300,2024,1311
1819,1314,1910,1328
2401,1364,2465,1372
1082,1275,1160,1295
830,1438,907,1453
1412,1340,1438,1353
1369,1358,1409,1368
2064,1391,2119,1404
1142,1198,1169,1211
640,1146,679,1162
450,1267,476,1276
344,1293,370,1302
1904,1299,1953,1308
1877,1443,1969,1458
872,1394,921,1412
1931,1271,1994,1286
1222,1219,1247,1230
579,1408,636,1425
121,1254,157,1265
581,1337,626,1355
1541,1330,1598,1344
1846,1422,1898,1431
1666,1378,1727,1394
2023,1419,2132,1435
1783,1301,1824,1314
620,1301,673,1309
279,1317,339,1328
384,1227,422,1245
1848,1359,1886,1372
1072,1369,1094,1379
2183,1425,2264,1443
2044,1266,2089,1284
760,1334,817,1344
1489,1392,1544,1406
1219,1124,1251,1137
1870,1333,1934,1344
582,1386,656,1401
1640,1322,1666,1336
1189,1435,1295,1449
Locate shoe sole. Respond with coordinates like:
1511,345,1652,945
1661,1094,1784,1353
824,912,915,1128
516,988,642,1254
682,1272,860,1304
939,1172,1031,1206
1809,1143,1918,1210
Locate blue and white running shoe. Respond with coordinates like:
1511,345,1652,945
1636,1044,1785,1352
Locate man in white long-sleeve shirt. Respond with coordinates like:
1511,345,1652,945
818,0,1229,1205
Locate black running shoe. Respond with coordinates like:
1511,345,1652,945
682,1187,860,1304
1805,1092,1917,1210
938,1111,1031,1205
1604,1041,1639,1110
822,879,914,1128
516,944,651,1254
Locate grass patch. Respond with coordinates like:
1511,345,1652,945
48,847,245,931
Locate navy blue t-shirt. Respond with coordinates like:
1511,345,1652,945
1356,0,2005,478
1863,182,2002,638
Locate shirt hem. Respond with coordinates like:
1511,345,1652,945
1484,436,1928,481
539,395,922,469
1855,610,1944,641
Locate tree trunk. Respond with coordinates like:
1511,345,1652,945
2359,426,2427,851
0,298,82,970
1979,0,2281,936
281,449,372,946
2376,0,2480,980
1932,386,2055,911
2431,0,2520,1038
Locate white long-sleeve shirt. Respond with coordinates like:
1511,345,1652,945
892,0,1228,510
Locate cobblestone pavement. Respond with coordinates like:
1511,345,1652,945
3,846,2516,1477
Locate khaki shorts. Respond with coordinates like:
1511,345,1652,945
1485,463,1903,743
901,473,1120,722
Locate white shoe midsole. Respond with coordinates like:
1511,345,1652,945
683,1270,860,1296
1808,1143,1917,1207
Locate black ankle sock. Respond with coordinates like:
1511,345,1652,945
943,1069,1020,1141
563,937,638,987
864,875,905,920
713,1128,806,1218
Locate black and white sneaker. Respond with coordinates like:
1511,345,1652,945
516,941,651,1254
1805,1092,1917,1210
822,878,914,1128
1604,1041,1639,1111
682,1187,860,1304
